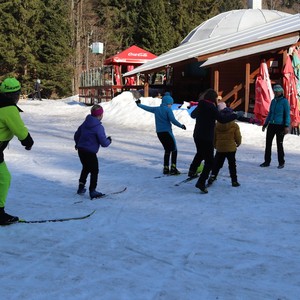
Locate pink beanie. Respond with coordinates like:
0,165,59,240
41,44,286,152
91,106,104,117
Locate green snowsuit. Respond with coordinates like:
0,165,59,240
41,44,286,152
0,105,31,207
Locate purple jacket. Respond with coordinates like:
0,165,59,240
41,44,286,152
74,115,111,153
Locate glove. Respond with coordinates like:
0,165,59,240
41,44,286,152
284,127,289,135
181,124,186,130
20,133,34,150
75,145,78,150
262,125,267,132
135,99,141,105
107,136,112,143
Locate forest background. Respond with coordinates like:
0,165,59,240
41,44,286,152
0,0,299,98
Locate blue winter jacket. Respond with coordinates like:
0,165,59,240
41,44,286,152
137,102,183,134
264,95,290,127
74,115,111,153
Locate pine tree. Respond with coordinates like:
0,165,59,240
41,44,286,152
133,0,174,55
36,0,73,97
0,0,42,90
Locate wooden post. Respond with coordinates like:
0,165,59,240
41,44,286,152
245,63,250,114
144,73,149,97
282,50,288,73
214,69,219,93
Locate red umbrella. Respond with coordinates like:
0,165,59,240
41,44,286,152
283,55,300,128
254,60,274,124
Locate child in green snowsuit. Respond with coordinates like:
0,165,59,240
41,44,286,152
0,77,34,225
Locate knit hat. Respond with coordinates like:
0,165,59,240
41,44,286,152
273,84,284,93
0,77,21,93
91,105,104,117
162,92,174,105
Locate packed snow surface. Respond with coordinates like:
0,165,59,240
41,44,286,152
1,92,299,300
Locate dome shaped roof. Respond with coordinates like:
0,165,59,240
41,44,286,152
181,9,291,44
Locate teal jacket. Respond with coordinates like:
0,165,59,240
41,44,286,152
137,102,183,133
264,95,290,127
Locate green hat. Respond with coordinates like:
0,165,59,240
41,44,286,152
0,77,21,93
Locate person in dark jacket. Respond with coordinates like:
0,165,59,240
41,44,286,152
32,79,42,101
0,77,34,225
136,92,186,175
74,104,111,199
260,84,290,169
188,89,238,193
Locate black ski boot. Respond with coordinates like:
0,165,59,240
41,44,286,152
163,166,169,175
170,164,180,175
0,207,19,225
90,190,105,200
77,183,86,195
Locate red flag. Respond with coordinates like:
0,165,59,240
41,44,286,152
254,61,274,124
283,55,300,127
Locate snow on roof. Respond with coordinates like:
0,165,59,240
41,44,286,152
181,9,291,44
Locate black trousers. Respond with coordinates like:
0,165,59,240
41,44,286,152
157,132,177,166
264,124,285,165
211,151,237,182
78,150,99,191
190,138,214,185
32,90,42,100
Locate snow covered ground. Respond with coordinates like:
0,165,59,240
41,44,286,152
0,92,299,300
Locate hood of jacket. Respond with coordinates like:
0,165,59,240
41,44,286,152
83,114,101,128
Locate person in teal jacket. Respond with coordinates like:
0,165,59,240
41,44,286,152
0,77,34,225
260,84,290,169
136,92,186,175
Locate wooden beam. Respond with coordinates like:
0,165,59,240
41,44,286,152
245,63,250,113
222,84,243,102
144,73,149,97
282,49,288,69
214,69,219,93
230,98,242,110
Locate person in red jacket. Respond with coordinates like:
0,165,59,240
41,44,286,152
0,77,34,225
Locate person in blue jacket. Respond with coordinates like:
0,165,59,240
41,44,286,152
136,92,186,175
260,84,290,169
74,104,111,199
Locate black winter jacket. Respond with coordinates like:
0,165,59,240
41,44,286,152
191,99,237,142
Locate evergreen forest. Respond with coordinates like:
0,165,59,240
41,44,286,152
0,0,298,98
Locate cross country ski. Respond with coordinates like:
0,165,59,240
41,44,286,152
17,210,96,224
91,187,127,200
174,176,199,186
74,187,127,204
154,173,187,179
